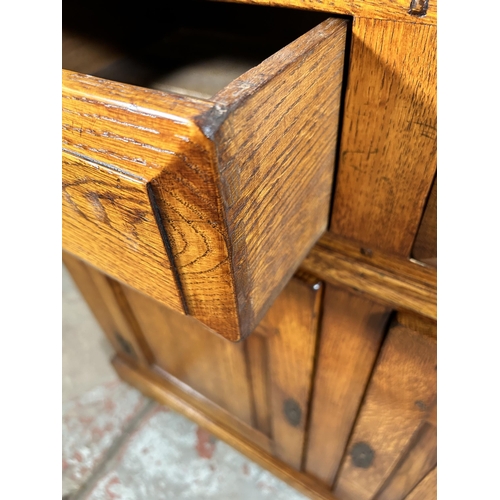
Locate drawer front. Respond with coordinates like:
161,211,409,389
62,17,347,341
62,83,217,317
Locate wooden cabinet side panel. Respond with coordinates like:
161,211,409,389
121,286,254,428
332,322,437,500
330,19,436,256
304,286,391,486
62,252,150,364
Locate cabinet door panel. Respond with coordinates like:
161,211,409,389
376,420,437,500
305,286,391,486
333,321,437,500
122,286,255,428
257,274,323,469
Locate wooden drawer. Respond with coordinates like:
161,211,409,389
62,3,347,341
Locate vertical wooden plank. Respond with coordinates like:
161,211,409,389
84,264,154,365
121,285,255,428
62,252,151,364
405,468,437,500
304,286,391,485
412,177,437,266
260,274,323,470
330,19,436,256
63,252,116,339
333,322,437,500
376,421,437,500
245,332,272,437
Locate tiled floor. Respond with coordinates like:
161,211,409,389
62,265,308,500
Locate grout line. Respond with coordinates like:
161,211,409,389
69,398,157,500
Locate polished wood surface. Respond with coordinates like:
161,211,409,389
330,19,436,257
333,321,437,500
123,272,323,470
255,273,322,469
122,284,255,427
216,0,437,24
397,311,437,340
213,18,346,331
62,251,153,365
376,421,436,500
62,17,347,341
245,334,272,437
305,286,390,486
61,57,217,318
65,255,437,500
301,232,437,320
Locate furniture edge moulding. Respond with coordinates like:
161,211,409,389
215,0,437,25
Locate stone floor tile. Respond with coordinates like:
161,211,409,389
82,405,308,500
63,380,151,497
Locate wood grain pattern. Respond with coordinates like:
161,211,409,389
301,232,436,320
305,286,391,486
259,273,323,469
83,265,154,365
62,251,152,364
120,284,255,427
333,321,437,500
330,19,437,257
62,151,186,314
215,0,437,24
397,311,436,340
63,251,119,341
62,72,234,332
119,349,271,452
122,271,322,470
62,18,347,340
405,467,437,500
62,6,440,497
412,177,437,266
376,422,436,500
113,355,341,500
214,18,346,332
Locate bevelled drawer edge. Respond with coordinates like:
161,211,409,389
62,72,243,339
62,17,348,342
